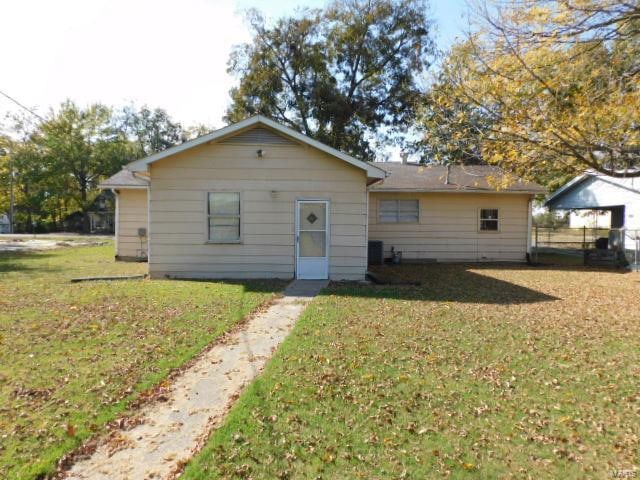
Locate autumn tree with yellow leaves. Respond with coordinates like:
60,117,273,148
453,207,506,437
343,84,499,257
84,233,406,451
420,0,639,188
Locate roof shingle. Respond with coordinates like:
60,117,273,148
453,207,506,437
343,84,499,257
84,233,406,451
370,163,545,194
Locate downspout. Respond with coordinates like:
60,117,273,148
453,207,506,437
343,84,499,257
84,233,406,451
112,189,119,258
365,178,369,274
146,179,151,265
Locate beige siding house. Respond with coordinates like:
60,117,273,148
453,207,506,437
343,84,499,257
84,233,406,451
100,116,543,280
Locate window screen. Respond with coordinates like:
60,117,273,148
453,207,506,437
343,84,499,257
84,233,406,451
480,208,499,231
379,200,419,223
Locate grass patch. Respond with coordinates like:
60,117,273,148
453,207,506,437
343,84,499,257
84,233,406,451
182,263,639,479
0,244,284,479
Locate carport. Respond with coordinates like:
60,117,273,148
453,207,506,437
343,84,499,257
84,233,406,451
545,171,640,268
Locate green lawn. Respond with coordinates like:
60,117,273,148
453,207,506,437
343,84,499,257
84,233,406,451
182,264,639,479
0,244,283,480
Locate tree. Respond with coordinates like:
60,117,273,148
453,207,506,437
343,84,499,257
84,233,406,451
226,0,435,160
1,101,206,232
429,0,640,182
36,101,133,230
415,57,492,165
119,105,187,156
0,135,51,232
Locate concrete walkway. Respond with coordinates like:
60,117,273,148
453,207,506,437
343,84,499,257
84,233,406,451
65,279,327,480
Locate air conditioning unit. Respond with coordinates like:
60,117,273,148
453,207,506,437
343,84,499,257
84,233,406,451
368,240,384,265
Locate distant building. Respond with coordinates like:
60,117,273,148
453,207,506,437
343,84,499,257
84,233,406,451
62,191,115,233
0,214,10,234
546,171,640,249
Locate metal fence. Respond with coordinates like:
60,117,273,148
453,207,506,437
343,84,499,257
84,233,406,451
533,226,610,250
532,226,640,271
623,229,640,271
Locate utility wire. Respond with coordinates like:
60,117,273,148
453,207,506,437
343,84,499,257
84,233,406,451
0,89,45,122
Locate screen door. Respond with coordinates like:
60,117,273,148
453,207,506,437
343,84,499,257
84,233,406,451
295,200,329,279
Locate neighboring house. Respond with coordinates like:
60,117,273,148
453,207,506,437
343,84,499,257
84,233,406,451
0,214,10,234
545,171,640,249
62,191,115,233
100,116,543,280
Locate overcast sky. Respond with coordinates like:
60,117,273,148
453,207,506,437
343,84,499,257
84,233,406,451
0,0,467,130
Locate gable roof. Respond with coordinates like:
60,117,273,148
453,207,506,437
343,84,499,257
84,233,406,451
370,163,545,194
125,115,386,180
98,169,149,189
545,170,640,207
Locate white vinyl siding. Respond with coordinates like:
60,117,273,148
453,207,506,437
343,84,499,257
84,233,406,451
368,192,530,262
207,192,241,243
379,199,419,223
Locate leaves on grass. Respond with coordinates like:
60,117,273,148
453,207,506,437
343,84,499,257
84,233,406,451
182,263,640,479
0,245,283,479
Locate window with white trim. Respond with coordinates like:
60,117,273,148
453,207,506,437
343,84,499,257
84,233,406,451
379,200,419,223
208,192,241,242
479,208,499,231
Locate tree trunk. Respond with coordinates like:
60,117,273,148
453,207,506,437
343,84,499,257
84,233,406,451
82,211,91,234
80,177,90,233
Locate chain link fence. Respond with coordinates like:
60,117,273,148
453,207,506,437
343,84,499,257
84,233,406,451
531,226,640,271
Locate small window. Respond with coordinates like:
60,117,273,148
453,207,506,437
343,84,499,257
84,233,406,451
379,200,419,223
480,208,499,231
208,192,241,242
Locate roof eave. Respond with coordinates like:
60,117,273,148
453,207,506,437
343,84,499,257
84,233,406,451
98,184,148,190
370,188,545,194
544,173,589,207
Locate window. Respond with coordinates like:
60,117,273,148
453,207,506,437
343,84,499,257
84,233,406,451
379,200,419,223
479,208,499,231
208,192,240,242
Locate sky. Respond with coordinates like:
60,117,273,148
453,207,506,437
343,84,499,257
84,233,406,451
0,0,468,131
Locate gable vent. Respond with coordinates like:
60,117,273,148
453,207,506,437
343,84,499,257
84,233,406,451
218,127,296,146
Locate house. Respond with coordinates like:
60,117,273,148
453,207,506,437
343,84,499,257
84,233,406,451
100,116,544,280
62,191,116,233
545,171,640,249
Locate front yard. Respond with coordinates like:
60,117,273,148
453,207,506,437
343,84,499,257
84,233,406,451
183,264,639,479
0,244,283,479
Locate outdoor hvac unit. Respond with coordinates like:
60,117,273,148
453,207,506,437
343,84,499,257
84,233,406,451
368,240,384,265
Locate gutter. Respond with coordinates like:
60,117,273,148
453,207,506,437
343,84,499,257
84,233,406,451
369,188,546,195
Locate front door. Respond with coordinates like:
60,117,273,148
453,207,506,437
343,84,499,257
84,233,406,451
296,200,329,279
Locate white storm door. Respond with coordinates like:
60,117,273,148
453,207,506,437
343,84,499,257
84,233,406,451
296,200,329,279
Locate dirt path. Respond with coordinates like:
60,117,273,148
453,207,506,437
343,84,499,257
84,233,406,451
64,280,327,480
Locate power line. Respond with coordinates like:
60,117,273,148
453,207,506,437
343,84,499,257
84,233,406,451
0,89,45,122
